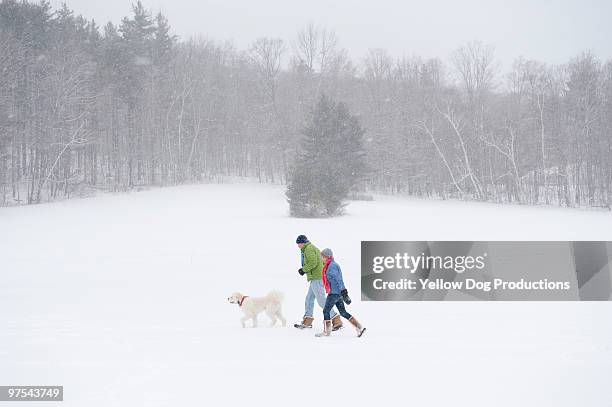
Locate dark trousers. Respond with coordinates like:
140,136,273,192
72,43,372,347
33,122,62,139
323,294,352,321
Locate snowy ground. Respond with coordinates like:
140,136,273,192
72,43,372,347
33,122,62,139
1,183,612,406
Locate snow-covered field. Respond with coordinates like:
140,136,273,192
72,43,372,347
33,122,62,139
1,183,612,406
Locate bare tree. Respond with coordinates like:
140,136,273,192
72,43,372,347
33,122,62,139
452,41,497,105
2,1,612,209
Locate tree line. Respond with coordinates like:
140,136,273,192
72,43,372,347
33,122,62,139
1,0,611,208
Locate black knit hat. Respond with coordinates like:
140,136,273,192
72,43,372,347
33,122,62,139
296,235,308,244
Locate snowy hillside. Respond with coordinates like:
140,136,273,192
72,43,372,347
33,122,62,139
1,183,611,406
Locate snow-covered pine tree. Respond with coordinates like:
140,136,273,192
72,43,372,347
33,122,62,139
286,95,367,217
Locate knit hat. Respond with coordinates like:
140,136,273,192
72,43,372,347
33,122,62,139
296,235,309,244
321,248,333,257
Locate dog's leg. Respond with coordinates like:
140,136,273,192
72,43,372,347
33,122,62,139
266,309,277,327
276,310,287,327
252,314,258,328
240,315,249,328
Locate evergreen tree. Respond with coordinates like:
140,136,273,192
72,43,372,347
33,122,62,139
118,1,155,104
286,95,368,217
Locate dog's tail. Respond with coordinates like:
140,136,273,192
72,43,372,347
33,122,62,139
267,290,284,303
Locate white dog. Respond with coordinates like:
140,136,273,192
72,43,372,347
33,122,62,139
227,290,286,328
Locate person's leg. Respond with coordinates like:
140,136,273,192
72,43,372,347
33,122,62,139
312,280,343,329
315,295,336,337
322,295,335,321
312,280,338,319
347,314,366,337
304,282,315,318
334,296,353,320
338,298,366,337
294,282,315,328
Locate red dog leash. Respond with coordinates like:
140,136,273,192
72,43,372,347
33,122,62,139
239,295,249,307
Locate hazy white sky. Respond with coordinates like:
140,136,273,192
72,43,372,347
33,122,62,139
51,0,612,67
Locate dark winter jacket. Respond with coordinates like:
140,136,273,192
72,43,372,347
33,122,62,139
324,258,346,294
300,242,323,282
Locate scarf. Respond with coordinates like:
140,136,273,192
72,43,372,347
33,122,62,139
321,256,332,294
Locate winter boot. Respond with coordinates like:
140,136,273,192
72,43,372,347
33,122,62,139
315,320,332,337
349,316,366,337
294,316,314,329
331,315,344,331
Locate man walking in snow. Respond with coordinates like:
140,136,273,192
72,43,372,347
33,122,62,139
294,235,343,330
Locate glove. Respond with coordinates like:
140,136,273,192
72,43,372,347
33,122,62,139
341,289,352,305
298,268,305,276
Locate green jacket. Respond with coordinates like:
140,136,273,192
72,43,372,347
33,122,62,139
301,242,323,282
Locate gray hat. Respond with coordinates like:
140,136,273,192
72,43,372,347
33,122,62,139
321,248,333,257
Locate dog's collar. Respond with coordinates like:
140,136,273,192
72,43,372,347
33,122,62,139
239,295,248,307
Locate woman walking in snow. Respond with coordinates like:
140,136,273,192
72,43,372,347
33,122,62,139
316,248,366,337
